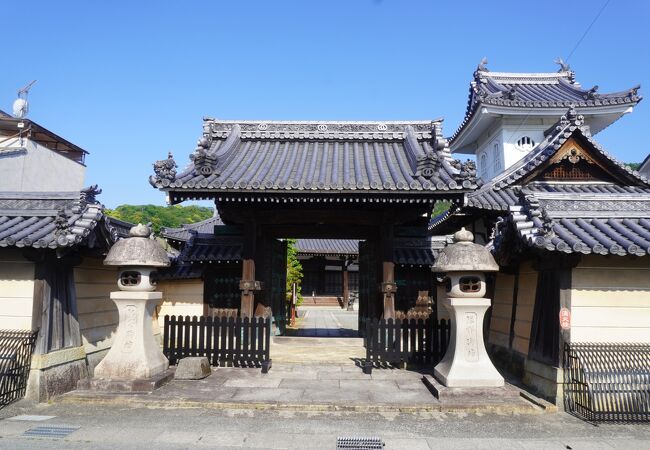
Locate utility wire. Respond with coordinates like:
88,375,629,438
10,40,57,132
565,0,611,63
505,0,611,147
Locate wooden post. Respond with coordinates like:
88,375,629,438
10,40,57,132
342,260,349,307
380,219,396,320
240,221,260,319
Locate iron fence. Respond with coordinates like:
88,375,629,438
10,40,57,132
163,315,272,372
564,342,650,422
364,318,449,374
0,329,38,407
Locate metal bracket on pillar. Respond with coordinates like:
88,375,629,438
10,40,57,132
239,279,263,318
380,281,397,320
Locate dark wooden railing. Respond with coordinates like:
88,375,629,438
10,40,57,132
564,342,650,422
363,318,449,374
163,315,272,372
1,329,38,408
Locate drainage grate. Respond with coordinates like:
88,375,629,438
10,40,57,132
336,436,384,449
23,425,80,439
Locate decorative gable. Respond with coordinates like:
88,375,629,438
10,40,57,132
520,131,641,187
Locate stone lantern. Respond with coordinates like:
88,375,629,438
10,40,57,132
431,228,503,387
93,224,170,383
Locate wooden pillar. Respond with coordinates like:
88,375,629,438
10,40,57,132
342,258,349,305
379,219,396,320
240,221,260,319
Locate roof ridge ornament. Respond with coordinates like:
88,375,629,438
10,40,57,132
477,57,489,72
152,152,178,183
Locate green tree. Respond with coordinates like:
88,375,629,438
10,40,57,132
626,162,641,171
285,239,304,307
431,200,452,217
105,204,214,233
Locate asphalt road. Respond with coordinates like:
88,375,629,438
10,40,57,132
1,399,649,449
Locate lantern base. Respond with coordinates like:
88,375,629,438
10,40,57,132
94,291,169,380
434,297,504,387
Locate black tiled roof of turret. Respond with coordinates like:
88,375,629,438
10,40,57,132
0,186,128,249
150,120,477,200
451,62,642,144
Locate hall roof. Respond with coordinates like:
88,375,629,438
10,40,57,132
294,239,359,256
462,109,650,257
450,60,642,147
150,119,477,203
160,214,224,243
0,186,129,249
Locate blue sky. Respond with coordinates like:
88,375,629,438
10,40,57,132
2,0,649,208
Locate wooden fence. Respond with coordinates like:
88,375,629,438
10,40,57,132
1,329,38,408
163,315,272,372
364,318,449,374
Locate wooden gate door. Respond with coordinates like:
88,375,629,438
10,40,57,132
358,240,379,335
260,238,288,335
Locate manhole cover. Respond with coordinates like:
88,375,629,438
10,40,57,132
23,425,80,439
336,436,384,449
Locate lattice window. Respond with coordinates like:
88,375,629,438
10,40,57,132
479,153,488,178
492,143,502,172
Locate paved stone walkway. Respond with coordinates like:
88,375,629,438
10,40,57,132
291,307,358,337
61,363,544,414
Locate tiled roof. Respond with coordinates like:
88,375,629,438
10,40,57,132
0,186,124,249
178,236,242,263
393,236,451,266
455,109,650,257
451,61,641,143
466,109,650,212
497,193,650,256
294,239,359,256
161,215,223,242
150,120,478,201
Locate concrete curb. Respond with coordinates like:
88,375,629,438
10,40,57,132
58,393,552,415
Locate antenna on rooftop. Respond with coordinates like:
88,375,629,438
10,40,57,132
12,79,37,120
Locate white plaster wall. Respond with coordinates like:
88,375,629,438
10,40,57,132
0,137,85,191
75,258,119,358
571,255,650,343
0,249,34,330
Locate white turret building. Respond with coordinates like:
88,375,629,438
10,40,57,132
450,60,641,182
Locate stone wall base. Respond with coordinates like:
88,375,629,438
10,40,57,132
25,346,89,402
486,343,525,378
522,359,563,406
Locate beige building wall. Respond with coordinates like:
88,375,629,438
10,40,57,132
487,261,538,357
488,272,514,349
571,255,650,343
157,279,204,333
0,249,35,330
511,260,537,356
75,257,119,370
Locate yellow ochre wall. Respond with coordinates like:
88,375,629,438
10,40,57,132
0,249,34,330
571,255,650,343
74,257,119,364
488,260,538,356
156,279,204,333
